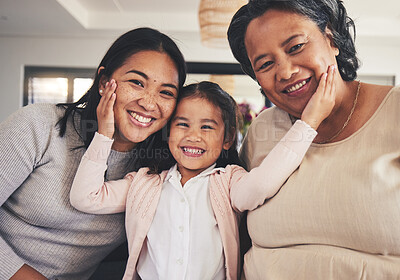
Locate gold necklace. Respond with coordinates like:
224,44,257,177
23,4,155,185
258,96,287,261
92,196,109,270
315,80,361,144
288,80,361,144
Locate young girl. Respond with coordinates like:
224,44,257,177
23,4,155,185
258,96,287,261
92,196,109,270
70,70,335,280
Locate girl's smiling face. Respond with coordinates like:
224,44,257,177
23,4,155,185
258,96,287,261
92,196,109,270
245,9,339,118
104,50,179,151
168,97,232,181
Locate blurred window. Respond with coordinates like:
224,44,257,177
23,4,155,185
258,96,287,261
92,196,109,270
24,66,95,106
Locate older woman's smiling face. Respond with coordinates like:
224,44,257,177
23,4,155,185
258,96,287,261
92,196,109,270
245,9,339,118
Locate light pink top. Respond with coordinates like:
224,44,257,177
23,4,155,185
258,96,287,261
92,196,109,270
240,87,400,279
70,120,316,280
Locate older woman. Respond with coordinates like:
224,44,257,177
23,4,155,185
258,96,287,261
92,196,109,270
228,0,400,278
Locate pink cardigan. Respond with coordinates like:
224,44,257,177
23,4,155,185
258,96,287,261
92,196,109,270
70,120,316,280
122,166,245,280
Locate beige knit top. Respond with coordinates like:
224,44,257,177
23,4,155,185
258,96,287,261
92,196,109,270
240,86,400,279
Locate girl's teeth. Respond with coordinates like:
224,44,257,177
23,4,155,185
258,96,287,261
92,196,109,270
287,80,307,93
183,147,203,154
130,112,152,123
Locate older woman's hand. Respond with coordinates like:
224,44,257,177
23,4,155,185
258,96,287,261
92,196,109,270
301,65,336,130
96,79,117,139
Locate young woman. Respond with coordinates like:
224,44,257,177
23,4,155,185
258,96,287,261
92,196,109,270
0,27,186,280
228,0,399,278
70,77,334,280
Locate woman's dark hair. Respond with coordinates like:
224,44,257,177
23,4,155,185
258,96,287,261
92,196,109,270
56,27,187,150
147,81,243,174
228,0,359,81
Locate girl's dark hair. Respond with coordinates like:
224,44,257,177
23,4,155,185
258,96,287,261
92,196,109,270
148,81,243,174
56,27,187,152
228,0,359,82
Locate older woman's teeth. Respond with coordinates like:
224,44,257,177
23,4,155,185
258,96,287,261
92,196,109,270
286,80,307,93
183,147,204,154
130,112,152,123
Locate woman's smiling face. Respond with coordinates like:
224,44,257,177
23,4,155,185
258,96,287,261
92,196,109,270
106,50,179,151
245,9,339,118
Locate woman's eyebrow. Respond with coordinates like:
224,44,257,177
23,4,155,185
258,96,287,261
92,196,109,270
127,69,178,90
163,83,178,90
126,69,148,79
253,34,304,66
280,34,303,47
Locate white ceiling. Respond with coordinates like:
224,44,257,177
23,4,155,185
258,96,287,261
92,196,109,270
0,0,201,38
1,0,400,42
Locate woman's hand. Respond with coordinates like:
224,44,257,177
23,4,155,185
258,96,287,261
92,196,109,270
96,79,117,139
301,65,336,130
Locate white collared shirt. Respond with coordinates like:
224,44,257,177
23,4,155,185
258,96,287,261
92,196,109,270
137,163,226,280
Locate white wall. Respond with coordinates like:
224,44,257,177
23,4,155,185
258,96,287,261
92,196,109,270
356,36,400,85
1,33,399,122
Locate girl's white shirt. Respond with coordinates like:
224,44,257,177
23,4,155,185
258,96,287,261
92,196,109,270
136,163,226,280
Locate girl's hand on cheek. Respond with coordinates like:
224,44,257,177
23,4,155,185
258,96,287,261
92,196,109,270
96,79,117,139
301,65,336,130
